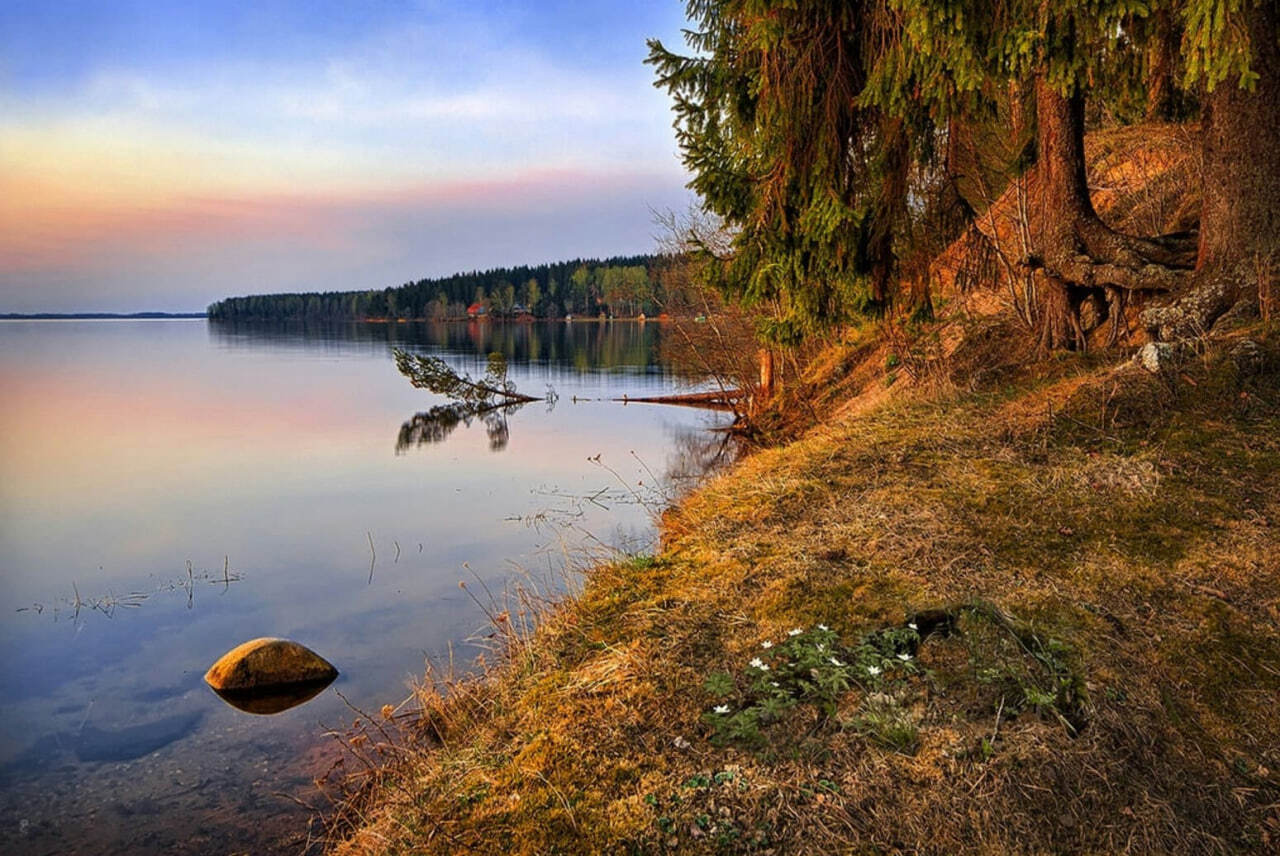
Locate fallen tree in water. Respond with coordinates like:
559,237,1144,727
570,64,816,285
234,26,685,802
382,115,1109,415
392,348,543,453
613,389,742,411
393,348,541,406
394,346,737,415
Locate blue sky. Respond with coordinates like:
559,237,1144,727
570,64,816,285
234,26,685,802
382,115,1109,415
0,1,696,311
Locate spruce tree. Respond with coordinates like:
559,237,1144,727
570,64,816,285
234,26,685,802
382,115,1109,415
654,0,1277,346
1144,0,1279,338
647,0,917,341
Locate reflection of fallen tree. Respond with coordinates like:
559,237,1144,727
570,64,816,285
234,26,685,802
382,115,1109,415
396,401,522,453
612,389,743,411
392,346,739,455
393,348,550,453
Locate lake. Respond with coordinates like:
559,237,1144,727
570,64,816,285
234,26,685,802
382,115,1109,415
0,318,733,855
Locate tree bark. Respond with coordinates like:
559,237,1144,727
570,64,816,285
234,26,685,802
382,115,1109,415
758,348,775,397
1144,4,1280,340
1029,77,1094,349
868,119,910,312
1028,76,1196,347
1145,8,1181,122
940,116,976,237
1195,5,1280,274
1032,76,1195,278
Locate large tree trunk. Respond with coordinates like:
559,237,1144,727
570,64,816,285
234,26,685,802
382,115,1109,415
940,116,976,237
1029,77,1095,349
1031,77,1097,256
867,119,910,312
1143,4,1280,340
1145,8,1181,121
1029,76,1196,348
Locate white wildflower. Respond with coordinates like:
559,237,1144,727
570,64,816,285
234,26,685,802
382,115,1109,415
788,628,803,636
816,643,826,652
761,640,773,649
908,622,918,631
818,623,829,631
867,665,882,676
770,681,780,688
713,704,730,715
897,652,912,661
749,657,766,669
829,657,845,667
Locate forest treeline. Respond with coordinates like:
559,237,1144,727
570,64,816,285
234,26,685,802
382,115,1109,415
206,254,671,321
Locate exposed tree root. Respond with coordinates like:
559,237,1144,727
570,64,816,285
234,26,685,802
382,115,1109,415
1141,267,1245,341
1046,255,1189,293
1026,221,1195,350
1035,218,1194,291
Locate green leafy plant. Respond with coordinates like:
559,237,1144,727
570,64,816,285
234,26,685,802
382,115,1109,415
703,623,922,748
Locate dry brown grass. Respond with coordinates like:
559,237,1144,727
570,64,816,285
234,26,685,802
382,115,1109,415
329,325,1280,855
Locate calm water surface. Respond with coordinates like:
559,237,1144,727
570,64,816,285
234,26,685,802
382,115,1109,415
0,319,732,855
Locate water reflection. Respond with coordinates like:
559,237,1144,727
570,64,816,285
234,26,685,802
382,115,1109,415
664,422,741,488
0,318,730,856
210,677,336,715
207,318,690,381
397,402,525,452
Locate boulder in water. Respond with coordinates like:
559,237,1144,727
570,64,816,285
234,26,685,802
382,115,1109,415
204,637,337,692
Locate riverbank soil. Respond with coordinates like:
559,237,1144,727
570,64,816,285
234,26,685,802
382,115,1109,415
329,319,1280,854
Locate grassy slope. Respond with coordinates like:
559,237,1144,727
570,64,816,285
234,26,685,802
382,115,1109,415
333,326,1280,855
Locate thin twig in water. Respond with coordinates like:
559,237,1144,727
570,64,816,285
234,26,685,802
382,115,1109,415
273,790,320,812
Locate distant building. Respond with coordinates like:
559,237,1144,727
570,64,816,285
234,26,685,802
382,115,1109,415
467,302,488,318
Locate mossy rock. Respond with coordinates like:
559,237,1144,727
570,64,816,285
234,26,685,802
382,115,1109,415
204,637,337,691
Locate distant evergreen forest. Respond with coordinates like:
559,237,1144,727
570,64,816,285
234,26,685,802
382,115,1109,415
206,254,673,321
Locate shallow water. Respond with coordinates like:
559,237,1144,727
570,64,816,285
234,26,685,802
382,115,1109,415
0,318,731,854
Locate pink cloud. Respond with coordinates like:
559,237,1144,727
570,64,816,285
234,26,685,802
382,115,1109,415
2,167,679,276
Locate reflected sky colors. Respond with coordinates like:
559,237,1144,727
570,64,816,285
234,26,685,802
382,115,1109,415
1,1,693,312
0,319,730,854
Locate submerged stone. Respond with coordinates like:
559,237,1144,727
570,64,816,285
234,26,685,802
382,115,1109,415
204,637,338,692
74,710,205,763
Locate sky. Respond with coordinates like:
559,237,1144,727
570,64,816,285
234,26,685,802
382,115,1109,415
0,1,696,312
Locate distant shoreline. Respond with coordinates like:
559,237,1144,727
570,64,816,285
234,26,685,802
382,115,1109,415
0,312,207,320
205,314,671,323
0,313,675,322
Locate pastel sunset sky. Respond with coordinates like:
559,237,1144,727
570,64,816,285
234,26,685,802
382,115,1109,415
0,1,694,312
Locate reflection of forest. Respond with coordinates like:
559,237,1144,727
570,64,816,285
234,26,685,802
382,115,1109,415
207,319,705,380
396,402,522,453
662,422,741,490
